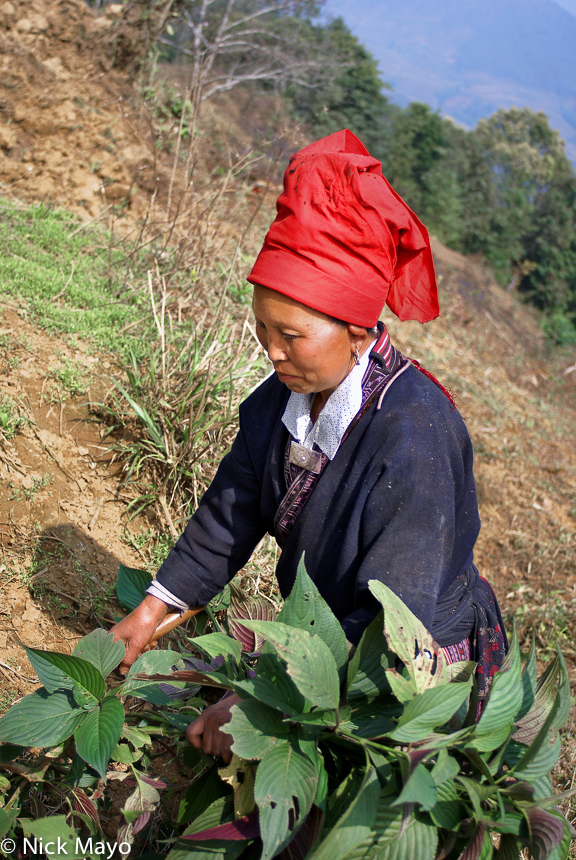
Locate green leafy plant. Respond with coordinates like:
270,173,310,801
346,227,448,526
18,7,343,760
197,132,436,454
0,561,572,859
0,393,28,440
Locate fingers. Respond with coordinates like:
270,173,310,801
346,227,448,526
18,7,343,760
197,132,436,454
186,706,234,760
187,714,205,749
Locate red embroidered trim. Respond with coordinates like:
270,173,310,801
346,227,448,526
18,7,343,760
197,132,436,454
410,359,456,410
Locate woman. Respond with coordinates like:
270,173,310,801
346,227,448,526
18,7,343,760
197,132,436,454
111,129,507,761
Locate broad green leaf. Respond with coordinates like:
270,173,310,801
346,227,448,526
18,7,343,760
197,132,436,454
385,668,416,704
112,742,142,764
191,632,242,664
167,840,246,860
0,688,83,747
178,766,231,826
471,630,522,752
551,648,571,732
0,808,18,838
75,695,125,778
73,629,125,678
429,779,464,830
233,652,306,716
347,610,392,702
456,777,499,820
278,555,348,680
226,699,290,760
341,797,438,860
255,741,319,860
20,817,91,860
369,580,467,695
517,636,537,721
431,749,460,786
387,680,472,743
0,743,25,761
505,734,562,781
287,708,340,727
308,765,380,860
65,754,100,789
116,563,152,611
241,621,340,710
121,648,185,704
343,695,399,738
121,725,150,748
393,762,437,811
22,645,105,706
489,810,526,837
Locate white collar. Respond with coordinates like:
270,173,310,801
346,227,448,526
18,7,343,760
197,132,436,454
281,346,372,460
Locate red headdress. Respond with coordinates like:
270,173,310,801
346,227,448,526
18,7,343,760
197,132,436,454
247,129,438,326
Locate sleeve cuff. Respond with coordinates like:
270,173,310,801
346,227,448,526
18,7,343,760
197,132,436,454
146,581,189,613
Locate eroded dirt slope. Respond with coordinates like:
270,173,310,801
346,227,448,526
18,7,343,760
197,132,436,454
0,301,143,703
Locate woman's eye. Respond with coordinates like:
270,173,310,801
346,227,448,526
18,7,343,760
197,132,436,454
282,333,297,342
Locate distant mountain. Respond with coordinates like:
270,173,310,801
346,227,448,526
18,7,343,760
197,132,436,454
324,0,576,163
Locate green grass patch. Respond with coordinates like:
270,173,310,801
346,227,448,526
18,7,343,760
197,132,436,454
0,200,159,360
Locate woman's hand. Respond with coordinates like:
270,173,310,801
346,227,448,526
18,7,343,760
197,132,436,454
110,595,168,675
186,693,241,763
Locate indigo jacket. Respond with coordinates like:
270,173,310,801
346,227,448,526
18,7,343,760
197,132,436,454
156,364,483,646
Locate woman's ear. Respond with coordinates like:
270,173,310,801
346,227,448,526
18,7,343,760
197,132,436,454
347,323,367,338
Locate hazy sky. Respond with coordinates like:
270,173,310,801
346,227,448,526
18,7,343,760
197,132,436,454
552,0,576,14
326,0,576,24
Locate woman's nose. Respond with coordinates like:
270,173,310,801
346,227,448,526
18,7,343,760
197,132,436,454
267,335,287,363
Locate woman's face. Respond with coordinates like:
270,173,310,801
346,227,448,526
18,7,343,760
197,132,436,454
252,284,365,400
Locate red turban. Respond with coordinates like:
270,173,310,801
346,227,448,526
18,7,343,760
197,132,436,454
247,129,439,327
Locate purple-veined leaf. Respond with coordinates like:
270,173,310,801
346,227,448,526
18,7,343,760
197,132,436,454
133,811,151,834
277,806,324,860
228,594,277,652
228,597,276,654
145,669,231,689
70,788,101,832
495,833,523,860
183,811,259,841
139,773,168,790
524,806,567,860
459,822,489,860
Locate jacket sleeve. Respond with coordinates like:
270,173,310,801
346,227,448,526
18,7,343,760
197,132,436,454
340,392,479,645
154,405,269,607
